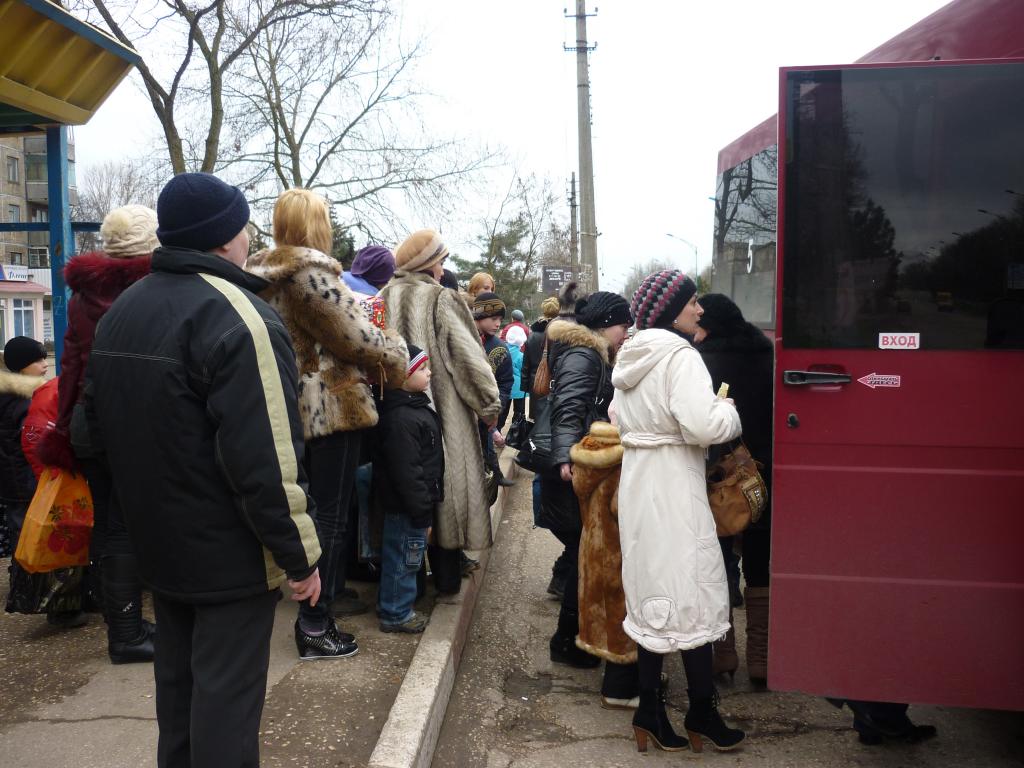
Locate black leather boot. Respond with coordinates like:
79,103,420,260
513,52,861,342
631,686,688,752
549,607,600,668
103,554,155,664
684,689,745,752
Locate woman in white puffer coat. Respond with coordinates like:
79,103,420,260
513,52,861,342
611,270,744,755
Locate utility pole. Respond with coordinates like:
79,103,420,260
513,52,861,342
568,172,579,280
565,1,598,291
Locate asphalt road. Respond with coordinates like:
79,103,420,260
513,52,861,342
432,469,1024,768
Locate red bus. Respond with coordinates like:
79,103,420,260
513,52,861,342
713,0,1024,709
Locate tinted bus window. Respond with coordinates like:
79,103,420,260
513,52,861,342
783,62,1024,349
712,146,777,329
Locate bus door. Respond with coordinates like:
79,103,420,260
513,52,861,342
771,59,1024,709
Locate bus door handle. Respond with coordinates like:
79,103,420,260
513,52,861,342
783,370,852,386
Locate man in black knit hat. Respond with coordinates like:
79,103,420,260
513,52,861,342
86,172,322,768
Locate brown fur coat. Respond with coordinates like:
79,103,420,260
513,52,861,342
379,270,501,550
572,421,636,664
246,246,408,439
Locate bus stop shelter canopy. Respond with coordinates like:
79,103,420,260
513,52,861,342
0,0,139,367
0,0,139,133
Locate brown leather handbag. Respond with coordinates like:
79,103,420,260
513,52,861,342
532,339,552,397
706,441,767,536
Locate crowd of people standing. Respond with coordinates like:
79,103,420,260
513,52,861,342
0,171,936,766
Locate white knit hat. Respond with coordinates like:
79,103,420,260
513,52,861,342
100,205,160,258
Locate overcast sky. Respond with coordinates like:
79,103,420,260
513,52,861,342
75,0,952,293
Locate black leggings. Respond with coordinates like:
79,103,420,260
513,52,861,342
637,644,714,700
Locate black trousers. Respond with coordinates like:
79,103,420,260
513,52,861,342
300,430,360,628
80,457,133,562
153,589,278,768
741,527,771,588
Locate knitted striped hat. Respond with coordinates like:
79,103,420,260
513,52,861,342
395,229,449,274
406,344,429,375
630,269,697,330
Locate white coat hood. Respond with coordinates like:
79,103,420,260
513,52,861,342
612,328,689,391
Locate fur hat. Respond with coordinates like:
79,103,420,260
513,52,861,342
4,336,45,373
472,291,506,320
351,245,395,288
406,343,428,375
557,281,579,317
395,229,449,274
574,291,633,330
101,205,159,258
631,269,697,330
156,173,250,252
696,293,745,338
541,296,560,319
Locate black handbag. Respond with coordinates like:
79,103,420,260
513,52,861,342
514,395,556,473
505,414,532,450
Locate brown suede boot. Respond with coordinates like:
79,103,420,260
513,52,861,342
745,587,769,686
712,607,738,679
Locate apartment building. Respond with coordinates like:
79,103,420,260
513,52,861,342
0,135,77,346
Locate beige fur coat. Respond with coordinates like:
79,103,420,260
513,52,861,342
380,270,501,550
246,246,408,439
572,421,637,664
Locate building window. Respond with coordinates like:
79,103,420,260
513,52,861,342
9,251,24,266
6,156,18,183
12,298,34,337
7,203,20,223
26,154,45,182
28,247,48,268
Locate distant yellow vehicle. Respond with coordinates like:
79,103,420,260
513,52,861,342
936,291,954,312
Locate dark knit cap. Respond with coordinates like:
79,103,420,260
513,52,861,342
406,343,428,375
351,245,395,288
4,336,46,373
439,268,460,291
696,293,745,338
574,291,633,329
156,173,251,252
472,291,506,320
631,269,697,330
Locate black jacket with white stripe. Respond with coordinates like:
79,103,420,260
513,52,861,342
85,247,321,604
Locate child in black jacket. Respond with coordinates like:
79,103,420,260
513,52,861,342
373,344,443,633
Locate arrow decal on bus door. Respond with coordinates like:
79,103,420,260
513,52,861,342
857,373,901,389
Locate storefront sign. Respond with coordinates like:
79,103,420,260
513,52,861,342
0,265,29,282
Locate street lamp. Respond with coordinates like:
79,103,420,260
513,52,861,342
665,233,698,279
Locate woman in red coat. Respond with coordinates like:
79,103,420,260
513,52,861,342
39,205,155,664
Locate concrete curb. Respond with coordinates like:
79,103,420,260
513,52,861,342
367,453,519,768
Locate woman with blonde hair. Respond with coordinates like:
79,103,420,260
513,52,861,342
467,272,495,300
247,188,407,659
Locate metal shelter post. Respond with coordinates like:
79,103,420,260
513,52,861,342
47,125,73,370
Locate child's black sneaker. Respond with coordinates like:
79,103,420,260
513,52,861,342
294,620,359,660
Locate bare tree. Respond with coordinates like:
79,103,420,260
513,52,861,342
73,159,163,251
619,258,678,303
78,0,379,174
221,9,495,239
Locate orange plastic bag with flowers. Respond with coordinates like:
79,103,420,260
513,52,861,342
14,469,93,573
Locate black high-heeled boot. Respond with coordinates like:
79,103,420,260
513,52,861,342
631,686,689,752
549,607,600,668
104,554,155,664
684,688,745,752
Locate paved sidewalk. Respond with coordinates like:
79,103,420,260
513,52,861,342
0,448,518,768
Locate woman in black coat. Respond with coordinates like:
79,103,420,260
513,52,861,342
538,292,637,705
695,294,774,685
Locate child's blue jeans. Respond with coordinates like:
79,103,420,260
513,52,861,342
378,509,428,625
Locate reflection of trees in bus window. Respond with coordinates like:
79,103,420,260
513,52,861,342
712,145,778,328
782,63,1024,350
